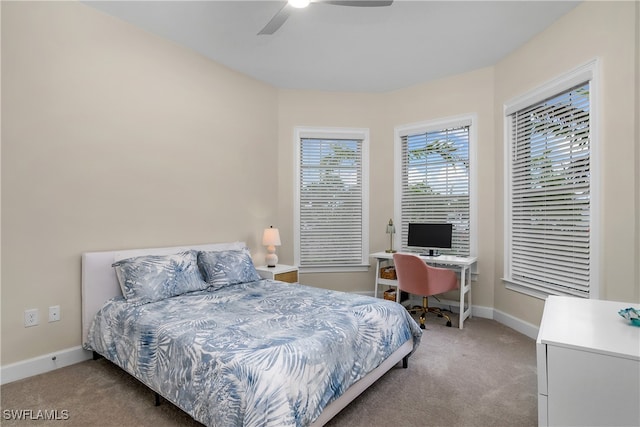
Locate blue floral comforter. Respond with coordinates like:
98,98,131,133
86,280,422,427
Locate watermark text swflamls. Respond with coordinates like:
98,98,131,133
3,409,70,421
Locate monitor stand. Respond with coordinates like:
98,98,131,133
421,249,440,257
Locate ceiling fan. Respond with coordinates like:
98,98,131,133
258,0,393,35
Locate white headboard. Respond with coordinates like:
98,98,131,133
81,241,247,345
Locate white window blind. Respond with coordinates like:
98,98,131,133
296,131,368,270
507,82,591,298
399,125,470,256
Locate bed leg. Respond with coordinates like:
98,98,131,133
155,392,161,407
402,355,408,369
92,351,103,361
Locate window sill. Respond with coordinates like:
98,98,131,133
502,278,550,300
299,265,370,274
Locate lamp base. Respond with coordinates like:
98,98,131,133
265,251,278,268
385,249,397,253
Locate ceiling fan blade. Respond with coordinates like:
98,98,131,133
322,1,393,6
258,3,293,35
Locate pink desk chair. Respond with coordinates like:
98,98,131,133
393,253,459,328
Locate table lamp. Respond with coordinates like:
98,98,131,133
262,226,281,267
385,219,396,253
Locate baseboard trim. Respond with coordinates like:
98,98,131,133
1,346,93,385
427,297,493,318
420,297,539,339
493,308,539,340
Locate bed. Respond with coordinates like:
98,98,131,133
82,242,422,427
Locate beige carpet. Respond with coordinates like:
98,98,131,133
1,316,537,427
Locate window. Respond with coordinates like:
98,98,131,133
504,60,598,299
395,115,477,257
294,127,369,272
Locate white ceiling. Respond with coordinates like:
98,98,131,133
83,0,581,93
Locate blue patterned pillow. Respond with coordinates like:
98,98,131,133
197,248,261,291
113,251,208,305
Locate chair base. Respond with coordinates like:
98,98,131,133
406,297,453,328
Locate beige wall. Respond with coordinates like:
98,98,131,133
277,69,497,309
2,1,638,367
1,2,279,364
385,68,496,308
276,90,386,291
493,0,640,326
277,1,639,322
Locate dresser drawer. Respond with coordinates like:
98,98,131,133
274,270,298,283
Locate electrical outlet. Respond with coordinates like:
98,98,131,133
24,309,39,327
49,305,61,322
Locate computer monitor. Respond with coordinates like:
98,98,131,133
407,223,453,256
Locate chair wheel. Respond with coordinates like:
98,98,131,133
446,321,452,327
437,313,443,318
420,323,426,329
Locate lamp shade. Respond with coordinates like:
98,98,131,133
262,226,281,247
386,219,395,234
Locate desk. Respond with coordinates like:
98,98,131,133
370,252,477,329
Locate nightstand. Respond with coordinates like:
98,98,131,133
255,264,299,283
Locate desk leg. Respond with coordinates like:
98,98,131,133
459,266,465,329
374,258,381,298
459,266,472,329
467,267,472,321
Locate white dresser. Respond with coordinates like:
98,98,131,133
536,296,640,426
